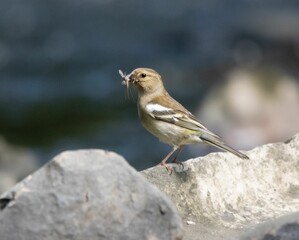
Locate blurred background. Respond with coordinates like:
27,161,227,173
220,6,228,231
1,0,299,192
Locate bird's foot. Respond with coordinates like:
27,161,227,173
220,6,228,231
172,159,184,169
158,162,173,175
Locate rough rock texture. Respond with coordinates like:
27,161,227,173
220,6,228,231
241,212,299,240
142,134,299,240
0,150,183,240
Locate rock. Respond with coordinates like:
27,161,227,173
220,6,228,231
141,133,299,240
0,136,38,194
0,150,183,240
241,212,299,240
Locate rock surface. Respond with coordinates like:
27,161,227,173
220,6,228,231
0,150,183,240
1,134,298,240
241,212,299,240
142,134,299,240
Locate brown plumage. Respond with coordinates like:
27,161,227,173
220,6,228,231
120,68,249,173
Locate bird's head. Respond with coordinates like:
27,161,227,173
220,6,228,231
120,68,164,94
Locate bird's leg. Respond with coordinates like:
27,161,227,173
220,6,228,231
159,146,178,174
172,146,184,168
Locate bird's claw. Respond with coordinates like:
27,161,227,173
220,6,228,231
172,160,184,169
158,163,173,175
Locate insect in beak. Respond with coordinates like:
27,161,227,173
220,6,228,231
119,69,136,100
119,69,137,87
118,69,129,87
119,69,129,88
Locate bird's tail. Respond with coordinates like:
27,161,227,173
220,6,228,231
200,133,249,159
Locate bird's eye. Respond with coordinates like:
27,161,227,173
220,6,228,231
141,73,146,78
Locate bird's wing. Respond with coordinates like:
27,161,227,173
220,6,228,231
145,102,249,159
145,103,219,137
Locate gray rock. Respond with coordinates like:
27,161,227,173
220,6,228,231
141,134,299,240
241,212,299,240
0,150,183,240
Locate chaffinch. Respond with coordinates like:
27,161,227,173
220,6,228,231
119,68,249,173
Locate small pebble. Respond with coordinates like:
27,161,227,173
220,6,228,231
186,220,196,225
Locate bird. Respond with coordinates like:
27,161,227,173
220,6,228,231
119,68,249,173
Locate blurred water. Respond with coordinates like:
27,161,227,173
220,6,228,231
0,0,299,171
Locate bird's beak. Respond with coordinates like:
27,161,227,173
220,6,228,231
127,73,136,83
119,70,136,86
